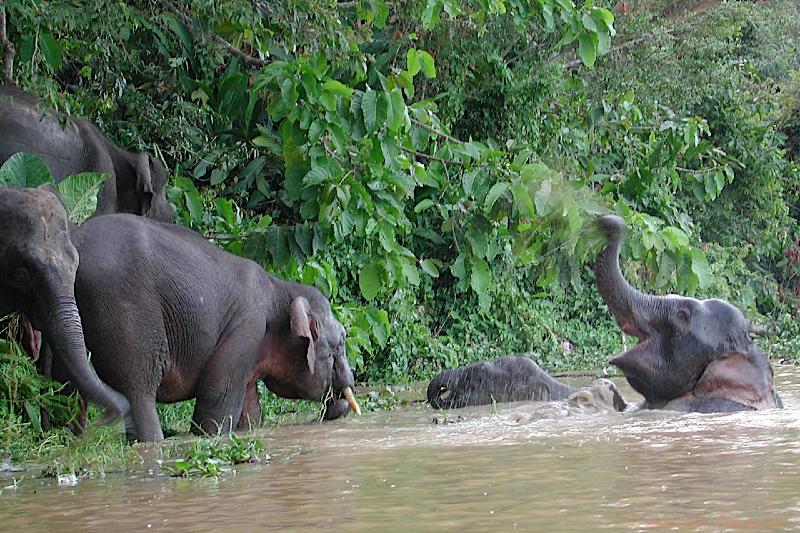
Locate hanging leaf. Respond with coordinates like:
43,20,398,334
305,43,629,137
0,153,54,187
40,31,63,71
56,172,108,223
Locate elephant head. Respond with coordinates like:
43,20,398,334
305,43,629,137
0,186,129,423
111,152,174,223
261,285,360,420
593,215,780,410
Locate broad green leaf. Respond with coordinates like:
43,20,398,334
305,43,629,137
578,32,598,68
0,153,54,187
323,79,354,98
184,189,204,223
402,260,420,286
359,262,383,300
40,31,63,70
387,89,406,132
414,198,435,213
534,179,553,216
470,257,492,310
418,51,436,78
362,89,378,132
484,181,510,211
56,172,107,223
406,49,421,77
690,248,712,289
215,198,235,225
421,0,442,29
420,259,440,277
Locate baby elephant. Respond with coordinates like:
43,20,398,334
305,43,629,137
427,356,627,411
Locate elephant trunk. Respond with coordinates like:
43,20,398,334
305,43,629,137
324,351,360,420
593,215,667,339
43,293,129,424
549,380,577,401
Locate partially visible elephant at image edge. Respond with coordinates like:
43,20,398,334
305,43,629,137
0,85,173,222
1,186,360,441
0,187,129,425
594,214,782,413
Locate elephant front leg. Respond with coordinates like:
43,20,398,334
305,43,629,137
236,381,261,431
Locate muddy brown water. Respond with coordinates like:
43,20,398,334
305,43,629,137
2,368,800,531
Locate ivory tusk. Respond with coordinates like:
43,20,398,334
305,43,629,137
342,387,362,415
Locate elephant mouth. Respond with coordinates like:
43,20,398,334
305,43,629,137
608,335,651,369
323,387,361,420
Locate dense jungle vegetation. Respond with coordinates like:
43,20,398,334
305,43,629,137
1,0,799,467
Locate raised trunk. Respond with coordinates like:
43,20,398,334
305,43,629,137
593,216,664,338
44,294,129,424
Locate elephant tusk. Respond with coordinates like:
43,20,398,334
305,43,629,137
342,387,362,415
749,323,767,337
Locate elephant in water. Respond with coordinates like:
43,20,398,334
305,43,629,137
427,356,628,412
594,215,782,412
0,187,129,426
4,187,360,442
0,86,173,222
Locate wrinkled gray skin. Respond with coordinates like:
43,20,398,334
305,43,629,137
0,187,129,424
594,215,782,412
427,356,627,412
0,86,173,222
59,213,356,442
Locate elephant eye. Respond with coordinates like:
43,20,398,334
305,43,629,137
8,268,31,289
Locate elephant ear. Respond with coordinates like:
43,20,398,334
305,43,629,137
693,351,776,410
134,153,155,216
290,296,319,375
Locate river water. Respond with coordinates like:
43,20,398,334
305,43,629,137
2,367,799,531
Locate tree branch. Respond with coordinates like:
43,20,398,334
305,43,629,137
410,117,463,144
556,28,676,70
161,0,271,68
0,1,15,85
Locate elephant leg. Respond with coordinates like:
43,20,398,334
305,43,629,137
236,380,261,431
126,394,163,442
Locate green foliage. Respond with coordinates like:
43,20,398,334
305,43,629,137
0,153,107,223
163,434,266,478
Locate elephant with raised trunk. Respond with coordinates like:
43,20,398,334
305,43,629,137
23,195,358,441
427,356,627,412
0,86,173,222
0,187,129,425
594,215,782,412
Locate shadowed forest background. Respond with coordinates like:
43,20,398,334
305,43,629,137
1,0,800,461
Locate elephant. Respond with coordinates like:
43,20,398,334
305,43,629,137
427,356,628,412
593,214,782,412
0,187,129,425
0,86,173,222
15,190,359,441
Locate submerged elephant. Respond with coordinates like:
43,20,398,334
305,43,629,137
0,86,173,222
19,190,358,441
427,356,627,412
0,187,129,424
594,214,782,412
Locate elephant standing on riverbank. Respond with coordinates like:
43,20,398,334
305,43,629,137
29,192,358,441
594,215,782,412
0,86,173,222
